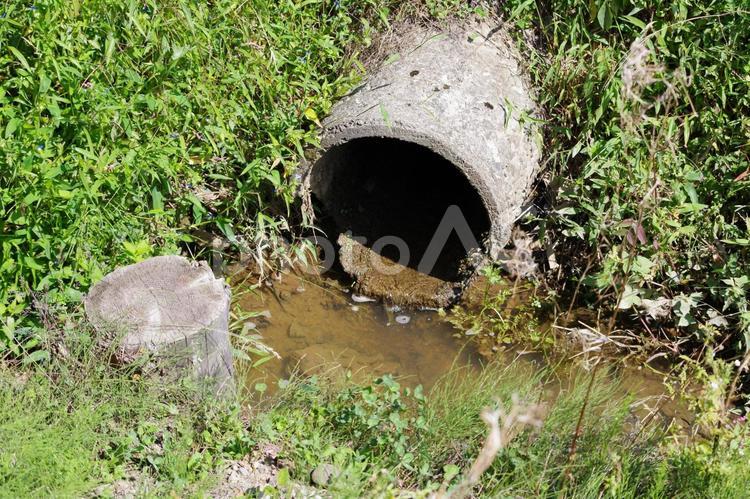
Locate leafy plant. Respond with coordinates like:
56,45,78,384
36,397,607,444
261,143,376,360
0,0,391,353
448,265,549,350
497,0,750,358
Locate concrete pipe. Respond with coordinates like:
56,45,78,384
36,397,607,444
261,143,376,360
306,21,540,296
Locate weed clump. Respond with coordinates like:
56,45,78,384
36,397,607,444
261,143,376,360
0,0,391,349
496,0,749,361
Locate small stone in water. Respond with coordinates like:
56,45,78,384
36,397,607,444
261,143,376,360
352,294,376,303
295,285,306,294
395,315,410,325
385,304,401,312
351,305,360,312
287,322,305,338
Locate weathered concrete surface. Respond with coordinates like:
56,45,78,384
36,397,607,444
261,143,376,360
84,255,234,392
308,20,540,260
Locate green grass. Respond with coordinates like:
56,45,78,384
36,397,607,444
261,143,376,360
0,329,248,497
0,371,102,496
494,0,750,353
2,333,749,498
0,0,391,349
247,362,750,497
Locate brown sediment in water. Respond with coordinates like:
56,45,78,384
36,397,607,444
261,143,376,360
337,233,460,308
235,268,480,393
231,263,693,431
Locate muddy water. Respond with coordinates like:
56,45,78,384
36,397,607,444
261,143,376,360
236,270,480,392
234,268,690,429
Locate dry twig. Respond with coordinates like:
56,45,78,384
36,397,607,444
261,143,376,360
434,395,544,499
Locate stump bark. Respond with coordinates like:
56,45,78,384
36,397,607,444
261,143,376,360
84,255,234,393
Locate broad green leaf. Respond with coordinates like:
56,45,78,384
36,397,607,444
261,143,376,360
151,187,164,211
22,350,49,365
303,107,321,126
623,15,646,29
4,118,22,138
443,463,460,482
23,256,44,271
105,33,117,63
38,74,51,94
277,468,290,487
8,46,31,72
618,285,642,309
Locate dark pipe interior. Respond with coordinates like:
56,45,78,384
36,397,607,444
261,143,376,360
311,137,491,281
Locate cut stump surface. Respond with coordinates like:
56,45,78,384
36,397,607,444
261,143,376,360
84,255,234,392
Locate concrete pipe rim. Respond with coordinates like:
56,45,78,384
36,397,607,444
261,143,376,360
314,123,505,260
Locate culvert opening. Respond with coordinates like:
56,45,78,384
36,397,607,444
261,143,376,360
310,137,491,282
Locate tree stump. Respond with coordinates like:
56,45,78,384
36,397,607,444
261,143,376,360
84,255,234,394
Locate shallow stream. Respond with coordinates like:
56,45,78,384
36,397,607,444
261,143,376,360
234,268,689,428
236,270,479,391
